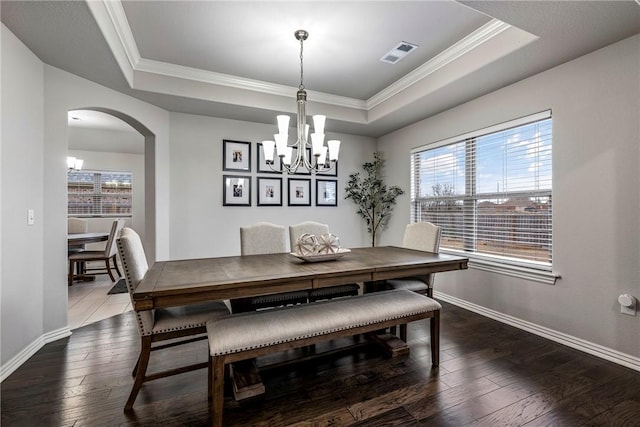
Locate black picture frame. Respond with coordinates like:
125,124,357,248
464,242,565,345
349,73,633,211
223,140,251,172
257,177,282,206
223,175,251,206
287,178,311,206
316,179,337,206
317,159,338,177
256,142,282,173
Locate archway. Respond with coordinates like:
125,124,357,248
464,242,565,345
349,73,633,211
67,107,156,263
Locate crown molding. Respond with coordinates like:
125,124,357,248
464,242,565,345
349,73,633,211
136,58,367,110
85,0,135,86
366,19,511,109
102,0,141,68
89,1,520,118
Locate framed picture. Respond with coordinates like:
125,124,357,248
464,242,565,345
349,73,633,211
316,179,337,206
317,159,338,177
223,175,251,206
257,177,282,206
287,178,311,206
293,148,312,175
223,140,251,172
256,142,282,173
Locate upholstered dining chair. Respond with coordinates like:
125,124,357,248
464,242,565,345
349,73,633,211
236,222,309,311
67,218,125,286
67,217,88,255
385,222,442,297
116,227,230,411
385,221,442,342
289,221,360,302
67,217,89,277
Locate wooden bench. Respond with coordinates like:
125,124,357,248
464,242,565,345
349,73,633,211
206,289,441,427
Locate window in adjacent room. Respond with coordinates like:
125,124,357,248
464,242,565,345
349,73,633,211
68,170,132,217
410,111,552,275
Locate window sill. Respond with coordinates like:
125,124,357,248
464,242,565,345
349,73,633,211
442,250,560,285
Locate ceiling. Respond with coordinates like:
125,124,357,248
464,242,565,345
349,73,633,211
2,1,639,137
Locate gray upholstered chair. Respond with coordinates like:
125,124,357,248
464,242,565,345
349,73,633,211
289,221,360,302
67,217,88,254
385,222,442,298
67,217,89,276
68,218,125,286
236,222,308,311
385,222,441,342
116,227,230,411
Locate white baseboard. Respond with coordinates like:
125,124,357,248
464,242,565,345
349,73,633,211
1,327,72,382
434,291,640,372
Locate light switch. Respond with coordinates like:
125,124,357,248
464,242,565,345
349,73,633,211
27,209,35,225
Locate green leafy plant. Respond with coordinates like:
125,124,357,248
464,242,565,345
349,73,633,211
344,152,404,247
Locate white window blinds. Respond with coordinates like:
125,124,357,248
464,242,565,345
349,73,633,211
411,111,552,266
68,170,132,217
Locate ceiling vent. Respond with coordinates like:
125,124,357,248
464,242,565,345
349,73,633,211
380,41,419,64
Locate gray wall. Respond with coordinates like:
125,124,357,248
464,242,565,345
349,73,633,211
169,112,376,259
1,22,172,373
378,35,640,358
1,24,45,364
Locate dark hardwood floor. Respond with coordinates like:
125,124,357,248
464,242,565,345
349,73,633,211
2,301,640,426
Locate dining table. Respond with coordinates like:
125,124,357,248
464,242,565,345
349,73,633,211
133,245,468,398
133,246,469,311
68,231,109,246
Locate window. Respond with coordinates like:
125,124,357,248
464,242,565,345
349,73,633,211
411,111,553,276
68,170,132,217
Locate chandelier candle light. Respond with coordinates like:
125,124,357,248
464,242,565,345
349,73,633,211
67,156,84,171
262,30,340,174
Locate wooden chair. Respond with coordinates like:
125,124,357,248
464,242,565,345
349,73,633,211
385,221,442,341
234,222,309,311
289,221,360,302
67,218,125,286
116,227,230,411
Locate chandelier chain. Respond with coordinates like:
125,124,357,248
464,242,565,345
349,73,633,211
299,36,305,91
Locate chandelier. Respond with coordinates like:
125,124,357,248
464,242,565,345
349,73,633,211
67,156,84,172
262,30,340,174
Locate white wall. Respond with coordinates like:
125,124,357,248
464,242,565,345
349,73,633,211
169,113,376,258
378,35,640,358
1,25,45,365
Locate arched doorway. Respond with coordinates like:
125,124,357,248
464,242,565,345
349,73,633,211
67,108,156,328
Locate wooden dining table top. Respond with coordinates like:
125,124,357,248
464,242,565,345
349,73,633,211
133,246,469,312
67,232,109,246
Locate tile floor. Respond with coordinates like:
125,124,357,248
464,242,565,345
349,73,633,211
67,273,132,330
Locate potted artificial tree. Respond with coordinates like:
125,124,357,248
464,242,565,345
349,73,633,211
344,151,404,247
